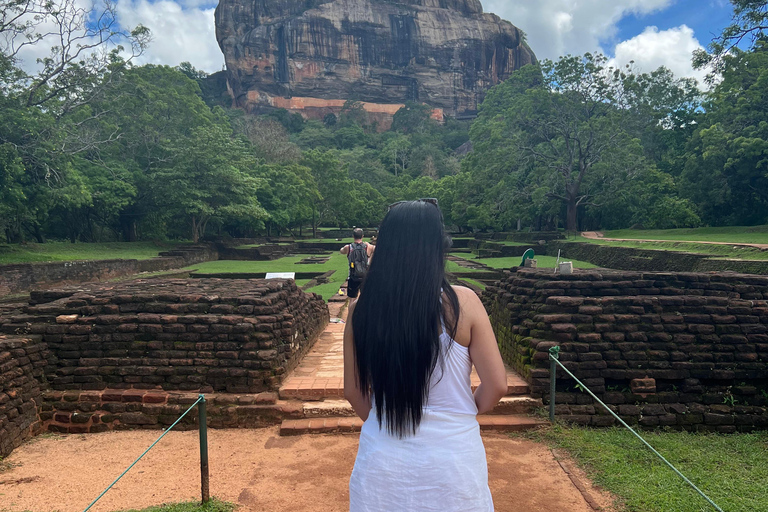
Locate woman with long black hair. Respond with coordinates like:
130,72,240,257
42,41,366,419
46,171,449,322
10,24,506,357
344,199,508,511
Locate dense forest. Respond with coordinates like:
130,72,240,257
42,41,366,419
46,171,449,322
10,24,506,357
2,0,768,243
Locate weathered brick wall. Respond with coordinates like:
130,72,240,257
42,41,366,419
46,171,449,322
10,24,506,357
0,245,217,297
546,241,768,275
0,335,47,457
3,278,328,394
39,389,297,433
484,268,768,432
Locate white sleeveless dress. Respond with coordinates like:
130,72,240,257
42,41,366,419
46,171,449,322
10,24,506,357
349,330,494,511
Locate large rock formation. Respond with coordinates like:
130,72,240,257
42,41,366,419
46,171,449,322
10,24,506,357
214,0,537,123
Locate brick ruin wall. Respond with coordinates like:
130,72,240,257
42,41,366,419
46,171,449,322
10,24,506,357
0,244,217,297
0,278,328,435
0,335,47,457
484,268,768,432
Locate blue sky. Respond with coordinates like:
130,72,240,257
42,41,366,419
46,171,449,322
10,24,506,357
609,0,734,52
483,0,737,84
16,0,737,86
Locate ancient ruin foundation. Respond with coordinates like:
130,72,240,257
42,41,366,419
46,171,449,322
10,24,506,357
0,278,328,437
484,268,768,432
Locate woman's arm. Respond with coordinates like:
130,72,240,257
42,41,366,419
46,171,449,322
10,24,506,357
343,303,371,420
462,290,508,414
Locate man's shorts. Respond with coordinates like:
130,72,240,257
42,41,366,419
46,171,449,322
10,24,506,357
347,278,362,298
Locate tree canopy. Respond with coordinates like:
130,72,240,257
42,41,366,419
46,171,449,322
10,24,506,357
2,0,768,242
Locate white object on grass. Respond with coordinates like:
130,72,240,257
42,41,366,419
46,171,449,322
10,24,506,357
265,272,295,279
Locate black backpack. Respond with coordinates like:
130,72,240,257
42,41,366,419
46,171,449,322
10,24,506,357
348,242,369,281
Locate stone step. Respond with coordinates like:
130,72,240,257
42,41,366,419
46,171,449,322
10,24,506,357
301,396,543,419
279,373,530,402
279,414,548,436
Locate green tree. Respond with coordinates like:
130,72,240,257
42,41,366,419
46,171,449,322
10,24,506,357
466,54,697,231
153,125,266,242
255,163,321,236
682,41,768,225
392,102,436,134
694,0,768,73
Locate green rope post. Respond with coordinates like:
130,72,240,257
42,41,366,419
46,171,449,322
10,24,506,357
199,394,210,504
548,345,560,422
551,357,724,512
83,395,204,512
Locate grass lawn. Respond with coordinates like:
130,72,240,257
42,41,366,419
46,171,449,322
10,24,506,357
526,424,768,512
0,242,183,264
186,254,350,301
299,237,355,243
599,225,768,244
475,255,597,269
116,499,234,512
495,240,530,246
582,238,768,260
458,278,487,290
235,243,294,248
445,258,483,273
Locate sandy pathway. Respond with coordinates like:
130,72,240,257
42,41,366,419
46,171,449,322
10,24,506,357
0,428,614,512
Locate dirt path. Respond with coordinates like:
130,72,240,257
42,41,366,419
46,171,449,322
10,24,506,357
581,231,768,250
0,428,614,512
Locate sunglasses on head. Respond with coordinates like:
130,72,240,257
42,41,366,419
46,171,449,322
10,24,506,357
387,198,439,211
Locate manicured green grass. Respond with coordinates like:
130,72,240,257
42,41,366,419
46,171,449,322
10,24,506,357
445,259,482,273
525,425,768,512
458,278,487,290
495,240,530,246
0,242,183,264
186,253,350,301
582,238,768,260
235,243,294,248
474,255,597,269
600,225,768,244
299,237,355,243
115,498,235,512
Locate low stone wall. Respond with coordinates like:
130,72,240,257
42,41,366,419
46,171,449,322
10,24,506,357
484,268,768,431
547,241,768,275
3,278,328,394
40,389,299,433
0,335,47,457
468,241,532,259
216,244,295,261
0,244,217,297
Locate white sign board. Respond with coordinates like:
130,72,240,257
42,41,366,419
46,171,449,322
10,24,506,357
265,272,296,279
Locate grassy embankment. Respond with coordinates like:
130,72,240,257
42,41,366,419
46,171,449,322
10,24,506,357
579,225,768,260
449,254,597,270
186,253,350,301
116,499,234,512
598,225,768,243
526,424,768,512
0,242,182,264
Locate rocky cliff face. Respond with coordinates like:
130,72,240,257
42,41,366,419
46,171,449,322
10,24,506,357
215,0,537,121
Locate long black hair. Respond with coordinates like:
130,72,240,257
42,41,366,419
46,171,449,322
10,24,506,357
351,199,460,437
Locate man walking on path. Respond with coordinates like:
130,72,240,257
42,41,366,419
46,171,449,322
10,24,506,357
340,228,375,299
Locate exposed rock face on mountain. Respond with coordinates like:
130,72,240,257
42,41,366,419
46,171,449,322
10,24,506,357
215,0,537,123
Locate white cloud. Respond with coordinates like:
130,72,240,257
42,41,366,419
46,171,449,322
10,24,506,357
611,25,708,85
117,0,224,72
481,0,674,60
10,0,104,74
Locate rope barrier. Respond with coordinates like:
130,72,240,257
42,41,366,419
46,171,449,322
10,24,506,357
548,347,724,512
82,395,205,512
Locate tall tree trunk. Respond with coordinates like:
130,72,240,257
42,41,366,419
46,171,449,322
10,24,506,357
191,216,199,243
566,197,578,232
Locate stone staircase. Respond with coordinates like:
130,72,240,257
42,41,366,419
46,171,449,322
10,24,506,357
277,322,547,436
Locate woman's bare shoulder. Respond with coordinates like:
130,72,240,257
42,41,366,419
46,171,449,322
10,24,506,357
450,285,482,307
